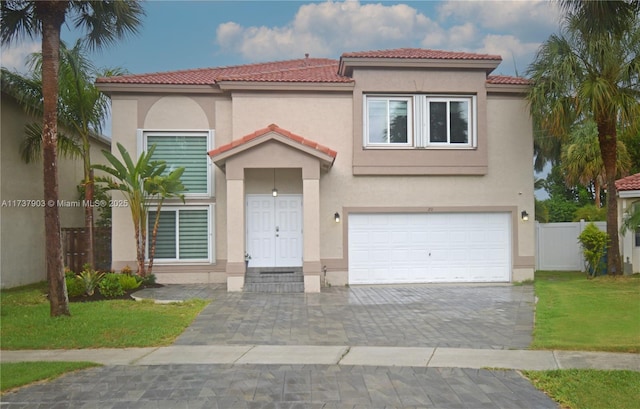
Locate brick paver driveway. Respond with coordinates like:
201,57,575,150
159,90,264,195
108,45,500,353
174,285,535,349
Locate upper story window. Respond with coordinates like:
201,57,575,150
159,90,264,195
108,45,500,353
366,97,412,146
364,95,476,149
139,130,214,198
427,98,471,146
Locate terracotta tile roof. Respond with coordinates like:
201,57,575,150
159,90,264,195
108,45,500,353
341,48,502,61
96,58,349,85
616,173,640,191
486,75,532,85
208,124,337,159
97,48,530,87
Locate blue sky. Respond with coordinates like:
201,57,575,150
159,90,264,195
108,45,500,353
2,0,562,78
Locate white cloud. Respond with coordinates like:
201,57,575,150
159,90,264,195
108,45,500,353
214,0,559,76
0,40,40,73
216,1,436,61
477,34,542,75
437,0,560,42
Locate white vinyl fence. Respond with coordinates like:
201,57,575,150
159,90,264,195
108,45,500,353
535,221,607,271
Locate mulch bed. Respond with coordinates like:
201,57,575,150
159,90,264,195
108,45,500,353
69,283,164,303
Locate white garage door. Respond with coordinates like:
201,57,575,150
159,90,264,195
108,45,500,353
348,213,511,284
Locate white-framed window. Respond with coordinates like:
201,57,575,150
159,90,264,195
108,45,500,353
364,97,413,147
364,95,476,149
425,97,473,147
147,205,213,263
138,130,214,198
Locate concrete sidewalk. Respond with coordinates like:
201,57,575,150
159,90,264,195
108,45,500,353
2,345,638,371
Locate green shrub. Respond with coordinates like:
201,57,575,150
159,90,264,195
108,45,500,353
78,269,105,296
64,267,76,279
98,274,124,298
140,274,156,286
118,274,141,291
65,276,84,298
578,223,609,277
573,204,607,222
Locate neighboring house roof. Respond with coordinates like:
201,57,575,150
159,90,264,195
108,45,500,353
616,173,640,191
96,47,526,87
208,124,337,172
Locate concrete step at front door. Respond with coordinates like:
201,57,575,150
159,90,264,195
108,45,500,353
244,267,304,293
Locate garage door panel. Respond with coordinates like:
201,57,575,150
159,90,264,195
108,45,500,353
348,213,511,284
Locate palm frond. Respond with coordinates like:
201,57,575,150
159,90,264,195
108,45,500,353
19,122,82,163
69,0,145,51
0,0,40,45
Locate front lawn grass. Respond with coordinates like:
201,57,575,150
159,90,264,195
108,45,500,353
532,271,640,352
523,369,640,409
1,361,99,392
0,282,209,349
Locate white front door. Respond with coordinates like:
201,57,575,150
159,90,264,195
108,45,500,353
246,194,303,267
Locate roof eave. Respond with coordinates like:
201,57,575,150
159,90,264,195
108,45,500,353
338,57,502,76
619,189,640,198
217,80,354,92
486,83,530,94
95,82,222,95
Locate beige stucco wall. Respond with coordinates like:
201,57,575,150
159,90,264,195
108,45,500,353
225,87,534,282
109,95,226,282
1,94,110,288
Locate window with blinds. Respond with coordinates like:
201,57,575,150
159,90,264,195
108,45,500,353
143,131,212,197
148,207,210,261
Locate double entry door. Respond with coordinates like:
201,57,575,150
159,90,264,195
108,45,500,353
246,194,303,268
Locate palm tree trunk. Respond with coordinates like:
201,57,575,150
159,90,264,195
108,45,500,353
597,117,621,275
38,2,70,316
134,223,146,277
147,202,163,277
84,150,95,270
594,179,601,208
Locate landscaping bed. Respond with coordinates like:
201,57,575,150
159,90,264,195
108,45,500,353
67,282,162,303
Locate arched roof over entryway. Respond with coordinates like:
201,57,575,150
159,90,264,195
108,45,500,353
208,124,337,174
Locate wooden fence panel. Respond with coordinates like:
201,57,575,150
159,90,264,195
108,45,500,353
61,227,111,272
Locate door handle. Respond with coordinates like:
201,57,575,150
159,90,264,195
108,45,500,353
275,226,279,232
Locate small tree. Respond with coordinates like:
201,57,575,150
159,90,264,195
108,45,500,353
578,223,609,278
93,143,185,277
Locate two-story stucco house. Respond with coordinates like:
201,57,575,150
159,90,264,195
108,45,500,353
96,48,534,292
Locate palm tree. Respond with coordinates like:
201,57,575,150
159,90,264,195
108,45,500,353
2,40,125,269
1,0,144,317
93,143,185,277
561,120,631,208
527,2,640,275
